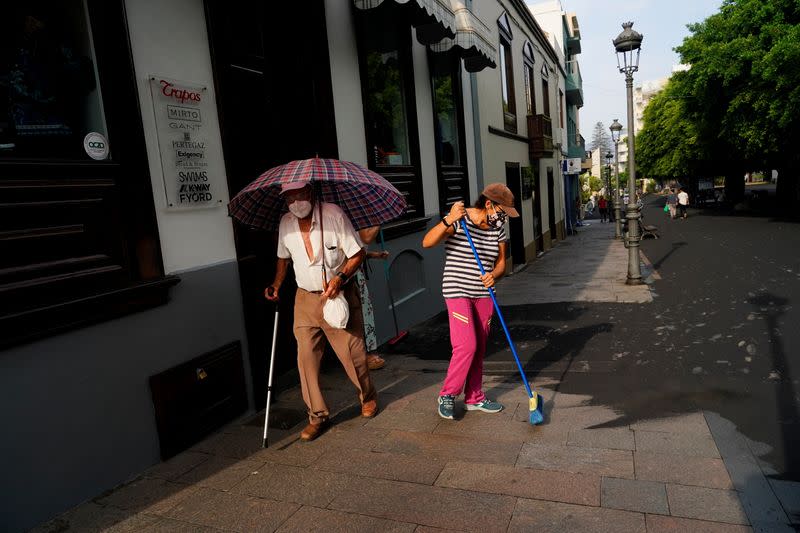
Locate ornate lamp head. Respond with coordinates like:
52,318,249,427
613,22,643,74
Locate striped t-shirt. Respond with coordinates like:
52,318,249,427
442,216,507,299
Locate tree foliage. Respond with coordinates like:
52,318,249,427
636,79,701,180
590,121,613,156
636,0,800,201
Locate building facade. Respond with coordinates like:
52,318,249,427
528,0,584,235
1,1,505,530
470,0,568,263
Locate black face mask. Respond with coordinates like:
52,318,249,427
487,205,507,228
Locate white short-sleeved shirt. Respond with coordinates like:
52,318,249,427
277,202,362,292
678,191,689,205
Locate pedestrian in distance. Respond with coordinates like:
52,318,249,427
355,226,389,371
598,196,608,222
265,182,377,442
678,187,689,219
666,188,678,219
422,183,518,420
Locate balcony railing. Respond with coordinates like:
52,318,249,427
527,114,553,160
566,60,583,106
567,133,585,159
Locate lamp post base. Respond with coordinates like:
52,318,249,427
625,276,644,286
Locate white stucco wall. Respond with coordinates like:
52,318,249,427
325,0,369,166
472,1,564,246
126,0,237,274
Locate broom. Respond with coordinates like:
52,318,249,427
460,219,544,425
378,228,408,345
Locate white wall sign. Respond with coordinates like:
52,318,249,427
149,76,223,209
566,158,582,174
83,132,109,160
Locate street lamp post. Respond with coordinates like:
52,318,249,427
613,22,644,285
604,151,613,215
610,119,623,239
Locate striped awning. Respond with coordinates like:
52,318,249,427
354,0,457,44
430,1,496,72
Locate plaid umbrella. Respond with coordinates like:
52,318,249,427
228,158,407,231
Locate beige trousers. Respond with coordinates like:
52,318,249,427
293,283,376,423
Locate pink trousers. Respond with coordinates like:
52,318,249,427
440,297,494,403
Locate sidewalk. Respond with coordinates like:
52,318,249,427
497,220,655,305
34,224,769,533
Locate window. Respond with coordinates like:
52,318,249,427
540,64,551,118
0,1,172,347
0,3,108,159
498,13,515,133
430,52,468,214
559,89,564,128
356,8,423,221
522,41,535,115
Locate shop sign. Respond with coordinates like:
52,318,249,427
83,132,109,160
566,158,582,174
149,76,222,209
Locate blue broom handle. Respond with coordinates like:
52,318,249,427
460,219,534,399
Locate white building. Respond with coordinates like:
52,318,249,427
528,0,585,234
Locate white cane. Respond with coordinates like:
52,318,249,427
262,287,279,448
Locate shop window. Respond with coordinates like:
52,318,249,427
0,1,174,348
0,3,107,159
356,8,424,223
498,13,515,133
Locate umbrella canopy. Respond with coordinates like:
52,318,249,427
228,158,407,231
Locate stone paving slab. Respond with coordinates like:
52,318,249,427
629,412,712,435
507,498,646,533
142,451,212,481
231,463,356,507
567,428,635,451
29,502,162,533
327,477,517,533
144,517,223,532
311,447,445,485
634,429,721,458
634,451,734,489
174,455,265,491
645,514,754,533
364,408,442,433
435,461,600,506
432,412,551,443
94,477,198,515
768,479,800,524
374,429,522,465
275,506,416,532
600,477,669,515
666,484,749,525
414,526,464,533
164,487,300,532
517,442,635,478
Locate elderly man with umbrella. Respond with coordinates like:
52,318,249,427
229,158,406,442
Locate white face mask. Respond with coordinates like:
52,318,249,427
288,200,312,218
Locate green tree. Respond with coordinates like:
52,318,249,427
636,78,702,182
590,121,613,155
672,0,800,205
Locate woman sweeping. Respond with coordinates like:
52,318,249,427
422,183,519,420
